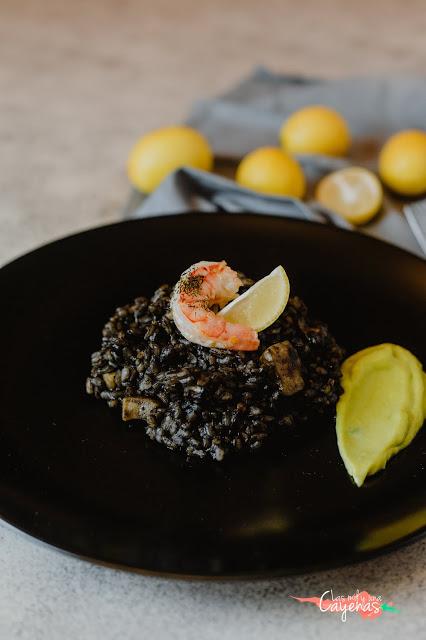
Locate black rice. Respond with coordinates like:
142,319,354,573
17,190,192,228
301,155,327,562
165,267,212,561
87,279,344,461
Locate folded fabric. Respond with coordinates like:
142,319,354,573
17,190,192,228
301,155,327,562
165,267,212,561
187,67,426,157
126,68,426,258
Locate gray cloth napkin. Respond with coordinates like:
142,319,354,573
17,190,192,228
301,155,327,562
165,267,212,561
127,68,426,257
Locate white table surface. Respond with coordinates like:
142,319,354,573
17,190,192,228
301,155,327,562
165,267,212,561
1,1,425,637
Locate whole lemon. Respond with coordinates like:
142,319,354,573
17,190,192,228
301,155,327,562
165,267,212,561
236,147,306,198
378,129,426,196
127,125,213,192
280,105,351,157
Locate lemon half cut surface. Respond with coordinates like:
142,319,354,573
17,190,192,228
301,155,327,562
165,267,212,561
315,167,383,225
219,266,290,332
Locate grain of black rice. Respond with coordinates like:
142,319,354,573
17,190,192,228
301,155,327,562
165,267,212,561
87,279,344,461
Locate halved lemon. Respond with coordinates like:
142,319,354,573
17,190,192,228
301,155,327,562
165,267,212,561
219,266,290,332
315,167,383,225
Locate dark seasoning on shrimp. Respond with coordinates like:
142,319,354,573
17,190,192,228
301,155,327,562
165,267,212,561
87,262,344,461
179,273,204,297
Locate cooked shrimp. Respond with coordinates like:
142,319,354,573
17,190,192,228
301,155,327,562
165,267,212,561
171,261,259,351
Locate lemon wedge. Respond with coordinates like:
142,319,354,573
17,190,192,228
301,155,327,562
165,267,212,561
315,167,383,225
219,266,290,332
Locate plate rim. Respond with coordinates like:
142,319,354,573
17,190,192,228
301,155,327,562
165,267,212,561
1,211,425,274
1,512,425,580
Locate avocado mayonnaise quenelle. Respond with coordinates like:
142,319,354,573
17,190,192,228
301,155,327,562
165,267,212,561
336,343,426,487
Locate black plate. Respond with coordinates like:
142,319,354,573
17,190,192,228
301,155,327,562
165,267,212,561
1,214,425,577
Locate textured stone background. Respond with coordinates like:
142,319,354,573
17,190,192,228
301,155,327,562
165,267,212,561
1,1,425,637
